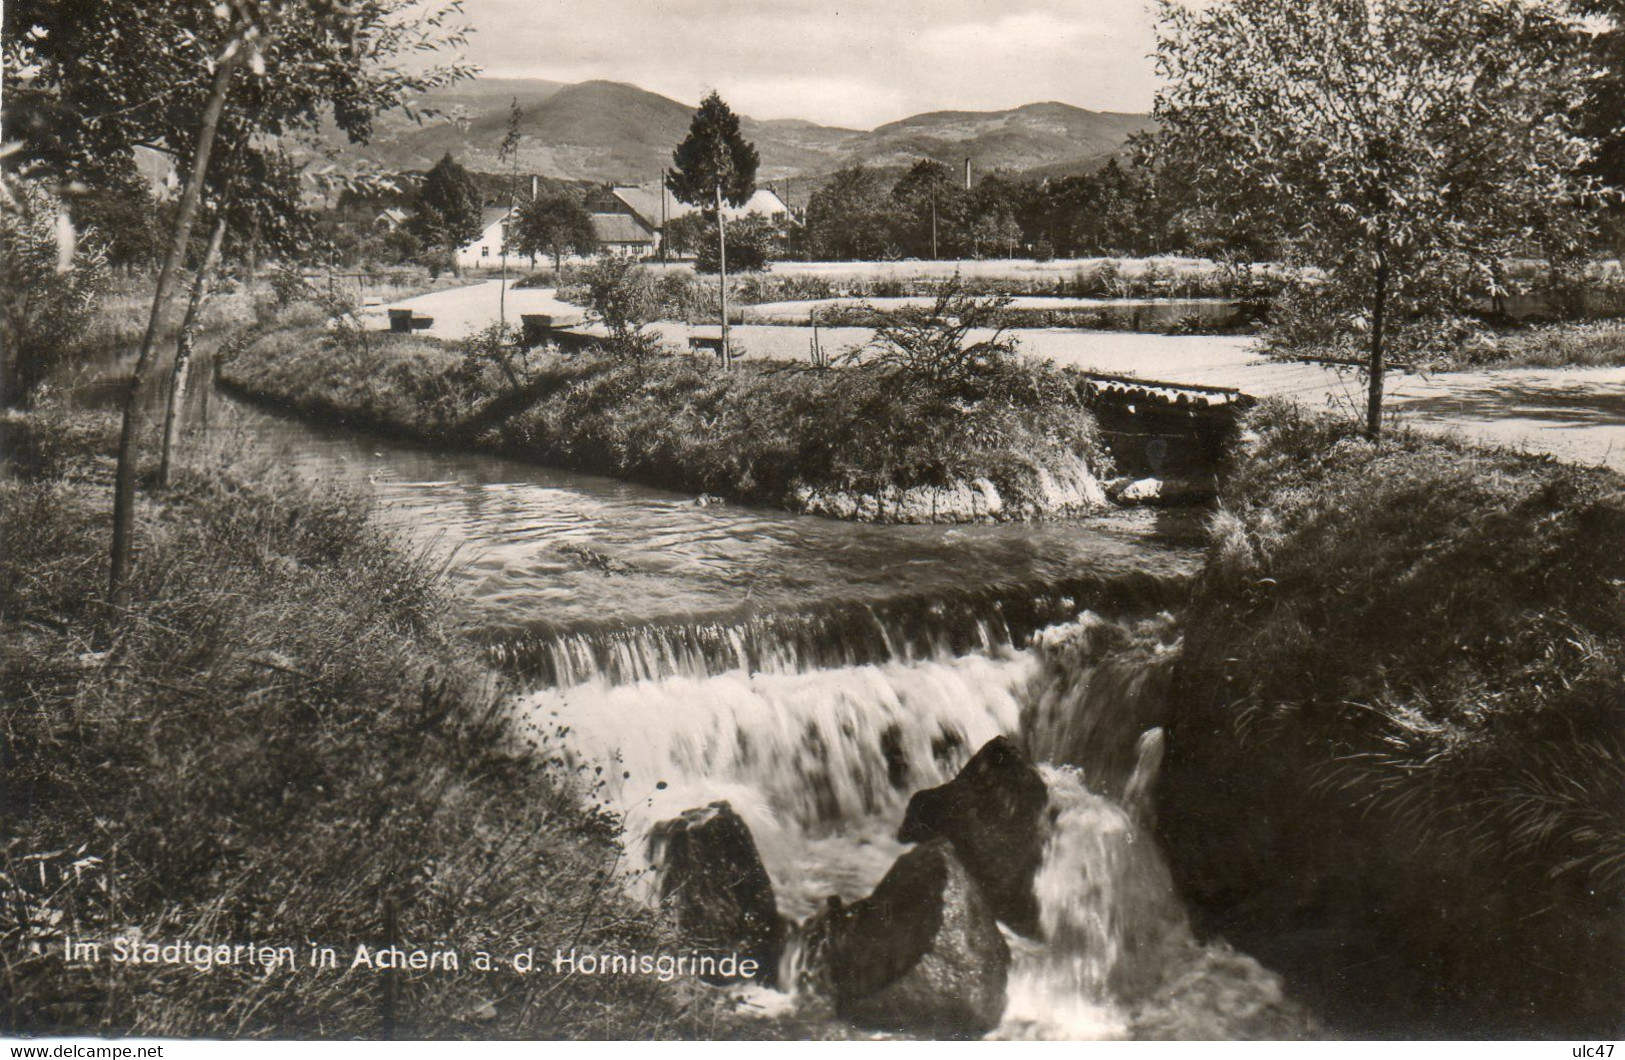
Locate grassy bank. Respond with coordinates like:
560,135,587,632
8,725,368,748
0,406,772,1038
745,302,1258,335
1455,320,1625,368
1156,401,1625,1036
221,325,1111,523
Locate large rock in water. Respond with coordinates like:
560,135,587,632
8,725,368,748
797,839,1010,1037
897,736,1050,937
648,801,784,986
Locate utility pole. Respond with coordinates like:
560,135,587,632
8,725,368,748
716,182,730,369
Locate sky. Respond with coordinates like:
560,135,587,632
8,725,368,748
457,0,1166,128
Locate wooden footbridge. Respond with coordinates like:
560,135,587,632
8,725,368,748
1075,372,1256,477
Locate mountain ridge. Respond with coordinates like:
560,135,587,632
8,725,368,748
335,77,1151,185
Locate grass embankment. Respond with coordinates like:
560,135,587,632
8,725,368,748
0,407,772,1038
222,326,1110,523
1455,320,1625,368
751,303,1256,335
1156,401,1625,1037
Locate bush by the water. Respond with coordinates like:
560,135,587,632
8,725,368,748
1157,401,1625,1036
0,406,769,1038
222,325,1110,522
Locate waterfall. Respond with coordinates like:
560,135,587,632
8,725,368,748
1020,612,1182,799
489,573,1188,688
517,650,1032,917
515,599,1312,1039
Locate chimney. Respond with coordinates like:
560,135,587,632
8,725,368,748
964,157,972,190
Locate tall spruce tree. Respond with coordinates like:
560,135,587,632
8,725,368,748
667,92,759,368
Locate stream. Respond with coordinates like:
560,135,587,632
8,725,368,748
112,362,1317,1038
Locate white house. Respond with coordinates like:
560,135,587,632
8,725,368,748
454,206,515,270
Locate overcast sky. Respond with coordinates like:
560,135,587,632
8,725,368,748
458,0,1165,128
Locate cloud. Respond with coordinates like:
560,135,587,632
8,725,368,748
460,0,1162,126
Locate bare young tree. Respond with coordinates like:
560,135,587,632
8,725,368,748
5,0,474,605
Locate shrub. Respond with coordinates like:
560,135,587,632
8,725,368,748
582,257,662,358
1,177,108,407
693,214,779,274
842,280,1018,392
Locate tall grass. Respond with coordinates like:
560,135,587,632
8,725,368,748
0,407,774,1038
1158,400,1625,1036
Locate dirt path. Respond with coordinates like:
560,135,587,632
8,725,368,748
372,279,585,338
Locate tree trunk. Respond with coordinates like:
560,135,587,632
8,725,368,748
246,213,259,293
1366,255,1389,441
716,183,731,370
158,215,227,488
109,41,243,608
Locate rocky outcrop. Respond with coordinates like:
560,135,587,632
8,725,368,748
648,801,785,986
1105,475,1217,506
791,455,1107,525
897,736,1050,937
795,839,1010,1037
791,478,1007,524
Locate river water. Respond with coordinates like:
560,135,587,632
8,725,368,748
143,364,1315,1038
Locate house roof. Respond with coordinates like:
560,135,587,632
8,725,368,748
478,206,512,232
610,184,788,229
591,212,656,245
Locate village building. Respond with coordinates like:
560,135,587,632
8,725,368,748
453,181,790,268
590,211,659,258
590,182,790,259
373,207,410,231
454,206,517,271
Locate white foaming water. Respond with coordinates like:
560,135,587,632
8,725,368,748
517,650,1032,917
997,764,1194,1039
515,613,1313,1039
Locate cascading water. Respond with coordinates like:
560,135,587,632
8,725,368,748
167,376,1293,1035
513,596,1318,1040
520,650,1032,916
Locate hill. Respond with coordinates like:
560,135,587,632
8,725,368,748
854,102,1151,174
329,77,1149,185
